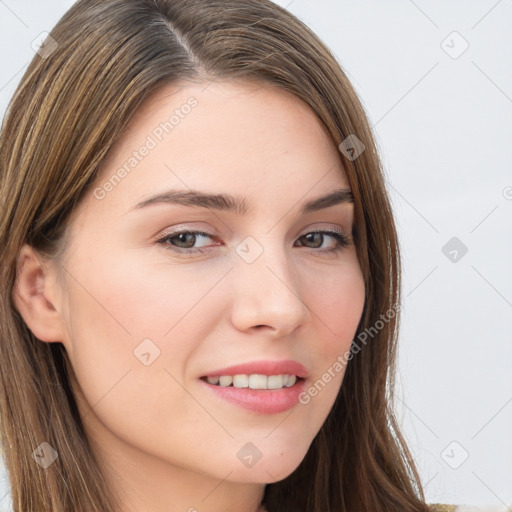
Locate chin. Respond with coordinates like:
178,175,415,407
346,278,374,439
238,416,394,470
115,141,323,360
226,450,307,484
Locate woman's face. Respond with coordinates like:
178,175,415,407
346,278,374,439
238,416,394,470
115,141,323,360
45,80,365,493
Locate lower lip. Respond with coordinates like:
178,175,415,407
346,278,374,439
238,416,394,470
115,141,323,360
199,378,306,414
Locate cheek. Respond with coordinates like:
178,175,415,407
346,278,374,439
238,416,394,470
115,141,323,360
295,257,365,414
66,246,221,342
304,256,366,353
61,250,225,408
62,259,213,455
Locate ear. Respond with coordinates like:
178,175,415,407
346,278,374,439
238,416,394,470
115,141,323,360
11,244,66,343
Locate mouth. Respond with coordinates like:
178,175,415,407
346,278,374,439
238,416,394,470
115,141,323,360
200,374,304,390
199,374,307,414
198,360,308,414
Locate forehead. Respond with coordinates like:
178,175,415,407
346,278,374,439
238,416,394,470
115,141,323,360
78,79,349,224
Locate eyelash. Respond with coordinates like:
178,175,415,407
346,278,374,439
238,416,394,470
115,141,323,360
155,228,351,255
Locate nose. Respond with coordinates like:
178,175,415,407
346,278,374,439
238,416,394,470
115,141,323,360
229,240,312,337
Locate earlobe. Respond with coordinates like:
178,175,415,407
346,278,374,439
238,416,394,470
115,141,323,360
11,244,65,343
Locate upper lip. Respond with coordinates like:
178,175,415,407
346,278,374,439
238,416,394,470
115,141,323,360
202,359,308,379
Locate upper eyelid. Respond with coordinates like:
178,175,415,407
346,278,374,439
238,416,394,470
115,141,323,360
157,225,349,240
154,226,353,257
156,227,351,246
158,219,351,235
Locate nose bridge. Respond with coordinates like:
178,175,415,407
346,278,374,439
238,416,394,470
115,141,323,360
237,232,295,288
230,233,311,333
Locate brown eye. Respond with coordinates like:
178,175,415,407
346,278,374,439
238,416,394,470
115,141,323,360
301,232,323,248
171,232,200,249
156,229,350,256
157,230,216,253
295,230,351,253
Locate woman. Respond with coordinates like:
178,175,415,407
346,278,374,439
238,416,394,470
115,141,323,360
0,0,455,510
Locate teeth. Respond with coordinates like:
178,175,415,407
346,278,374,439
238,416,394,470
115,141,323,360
218,376,233,387
286,375,296,387
233,374,249,388
205,374,298,390
267,375,284,389
248,374,267,389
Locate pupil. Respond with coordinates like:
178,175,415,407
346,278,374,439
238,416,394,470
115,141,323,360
305,233,322,248
176,233,195,248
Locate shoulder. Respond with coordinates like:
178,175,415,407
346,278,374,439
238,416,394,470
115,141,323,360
429,505,512,512
261,504,506,511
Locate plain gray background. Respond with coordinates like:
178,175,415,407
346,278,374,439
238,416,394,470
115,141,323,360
0,0,511,510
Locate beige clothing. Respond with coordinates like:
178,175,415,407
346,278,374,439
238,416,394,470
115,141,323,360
259,504,511,511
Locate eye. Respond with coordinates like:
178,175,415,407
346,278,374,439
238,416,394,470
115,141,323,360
156,230,215,253
295,230,351,253
155,229,351,255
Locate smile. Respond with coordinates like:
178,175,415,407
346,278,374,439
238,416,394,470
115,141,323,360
202,374,300,390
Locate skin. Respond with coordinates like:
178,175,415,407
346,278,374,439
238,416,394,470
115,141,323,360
13,80,366,512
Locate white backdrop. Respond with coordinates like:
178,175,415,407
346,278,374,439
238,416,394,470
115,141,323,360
0,0,511,509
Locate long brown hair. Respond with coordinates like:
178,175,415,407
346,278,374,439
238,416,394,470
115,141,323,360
0,1,430,510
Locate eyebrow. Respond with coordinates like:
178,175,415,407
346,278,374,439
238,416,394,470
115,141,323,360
130,187,354,215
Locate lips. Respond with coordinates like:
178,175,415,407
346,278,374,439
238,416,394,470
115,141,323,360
199,359,308,414
201,359,309,379
203,374,299,390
